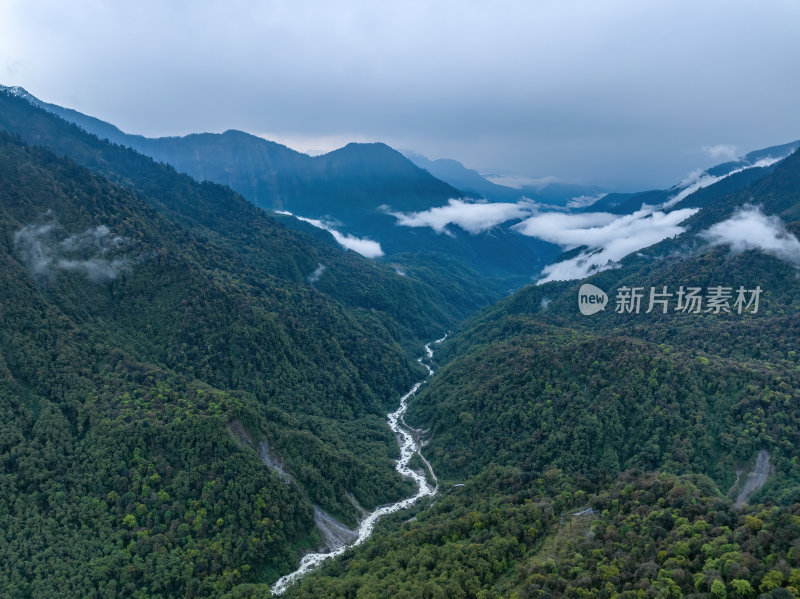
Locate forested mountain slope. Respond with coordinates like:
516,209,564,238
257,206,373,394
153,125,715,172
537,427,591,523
413,148,800,492
0,89,475,341
0,125,444,596
287,466,800,598
6,83,800,597
2,85,559,295
284,151,800,598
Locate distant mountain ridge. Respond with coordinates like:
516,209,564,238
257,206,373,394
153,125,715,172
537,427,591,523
588,139,800,214
401,150,525,202
402,149,608,205
0,86,463,213
276,122,800,599
2,85,560,295
8,83,796,297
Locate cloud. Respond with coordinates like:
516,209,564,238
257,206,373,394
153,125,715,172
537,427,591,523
4,1,800,190
513,211,628,245
386,198,535,235
483,175,559,190
662,156,784,209
531,202,800,284
327,230,384,258
388,196,698,282
306,263,327,284
700,205,800,264
513,207,699,283
538,248,619,283
566,192,608,209
702,144,738,161
14,218,135,283
276,211,384,258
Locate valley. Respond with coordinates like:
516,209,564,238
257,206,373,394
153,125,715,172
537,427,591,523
271,336,445,595
2,84,800,599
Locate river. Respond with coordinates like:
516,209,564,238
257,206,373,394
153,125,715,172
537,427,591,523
270,335,446,595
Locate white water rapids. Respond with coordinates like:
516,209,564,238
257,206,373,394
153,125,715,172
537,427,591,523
270,335,446,595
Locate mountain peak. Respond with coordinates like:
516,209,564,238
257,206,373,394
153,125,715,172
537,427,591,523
329,141,398,158
0,84,40,105
319,141,431,176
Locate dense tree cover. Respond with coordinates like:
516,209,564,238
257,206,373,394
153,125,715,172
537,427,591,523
5,84,800,598
406,148,800,492
0,90,485,345
514,472,800,598
283,149,800,596
408,329,800,492
284,467,570,598
0,130,437,596
287,469,800,598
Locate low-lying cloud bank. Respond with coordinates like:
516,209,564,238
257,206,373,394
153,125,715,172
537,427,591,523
524,151,792,283
663,156,784,209
566,192,608,209
518,207,699,283
700,205,800,265
386,198,535,235
531,204,800,285
483,174,559,190
14,219,135,283
385,196,698,282
276,211,384,258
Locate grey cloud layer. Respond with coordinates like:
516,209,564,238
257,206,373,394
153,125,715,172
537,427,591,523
3,1,799,188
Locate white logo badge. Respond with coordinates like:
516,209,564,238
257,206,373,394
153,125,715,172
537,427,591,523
578,284,608,315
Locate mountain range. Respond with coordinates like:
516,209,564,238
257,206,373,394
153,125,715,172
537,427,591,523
3,82,800,598
2,85,561,297
0,87,474,597
283,127,800,599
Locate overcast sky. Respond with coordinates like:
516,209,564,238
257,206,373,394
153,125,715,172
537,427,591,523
2,0,799,189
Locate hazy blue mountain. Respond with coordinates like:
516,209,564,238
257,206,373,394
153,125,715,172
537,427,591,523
132,133,462,217
403,149,609,207
0,85,135,144
401,150,527,202
706,139,800,177
0,87,480,340
586,189,659,213
529,181,608,205
589,140,799,214
4,85,561,295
